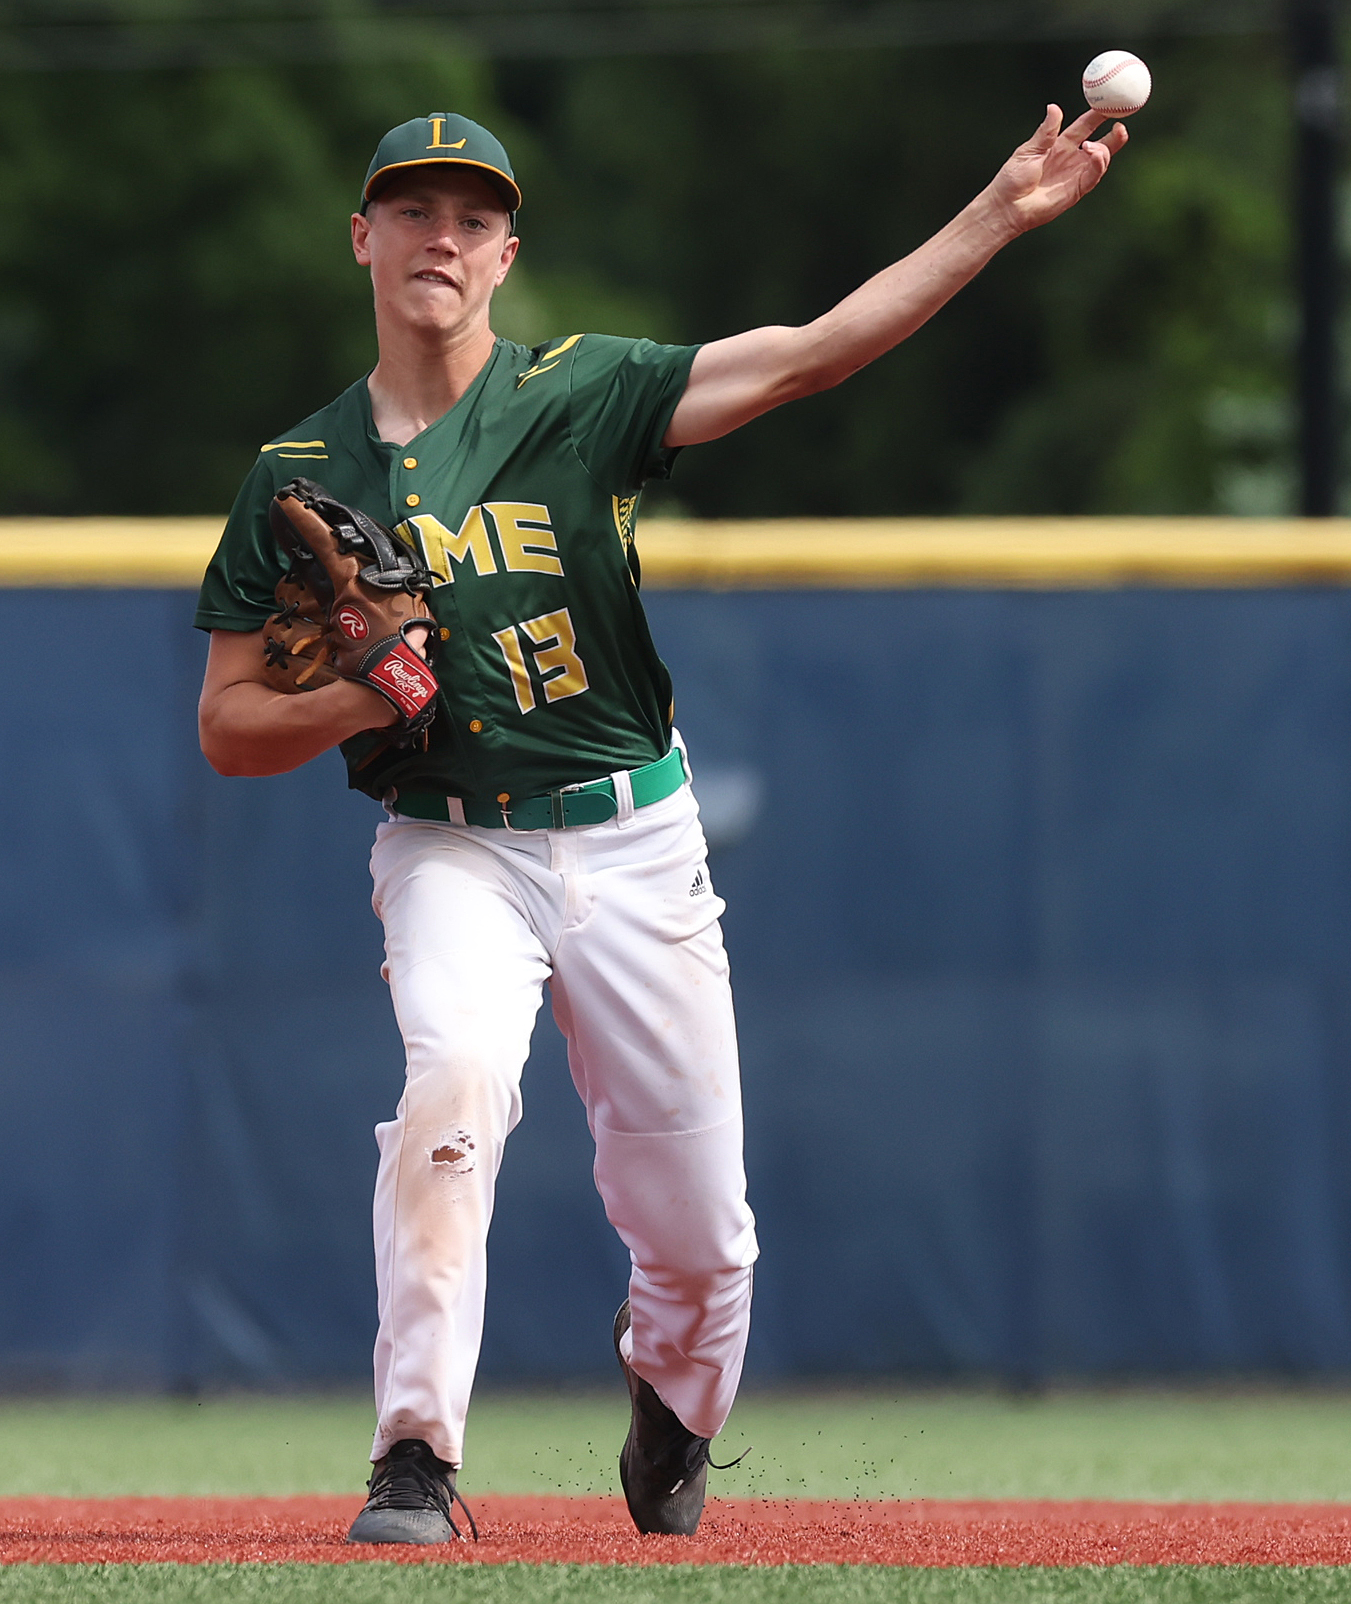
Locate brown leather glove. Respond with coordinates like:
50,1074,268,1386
264,478,440,740
260,569,343,694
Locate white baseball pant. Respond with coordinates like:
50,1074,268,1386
366,768,759,1468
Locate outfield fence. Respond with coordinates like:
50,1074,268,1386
6,519,1351,1388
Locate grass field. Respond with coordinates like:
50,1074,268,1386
5,1386,1351,1502
7,1388,1351,1600
1,1567,1351,1602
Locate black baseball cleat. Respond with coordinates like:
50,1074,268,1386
614,1298,720,1536
345,1438,479,1545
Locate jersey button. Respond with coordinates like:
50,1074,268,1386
469,719,483,733
405,493,421,507
402,456,418,470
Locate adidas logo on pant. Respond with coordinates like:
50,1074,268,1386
689,870,708,898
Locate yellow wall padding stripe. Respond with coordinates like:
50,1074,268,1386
637,519,1351,588
0,519,227,586
7,517,1351,589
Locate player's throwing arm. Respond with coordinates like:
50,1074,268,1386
664,98,1130,449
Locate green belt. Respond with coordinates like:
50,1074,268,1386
391,744,687,831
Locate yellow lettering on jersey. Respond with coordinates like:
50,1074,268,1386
492,625,536,714
426,120,468,151
489,502,564,576
406,509,498,583
519,608,589,704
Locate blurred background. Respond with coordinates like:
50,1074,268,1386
7,0,1351,1413
0,0,1304,520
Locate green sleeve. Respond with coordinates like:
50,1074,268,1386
193,454,286,632
568,335,701,496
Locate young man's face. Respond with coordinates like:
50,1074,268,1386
351,167,518,338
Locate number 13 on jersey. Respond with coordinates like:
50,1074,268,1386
492,607,590,714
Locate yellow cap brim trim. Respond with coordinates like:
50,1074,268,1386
363,157,522,214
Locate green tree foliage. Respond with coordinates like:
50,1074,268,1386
0,12,1299,514
0,2,519,512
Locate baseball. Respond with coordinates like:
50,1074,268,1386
1082,50,1151,118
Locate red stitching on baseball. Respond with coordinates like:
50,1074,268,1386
1084,58,1138,90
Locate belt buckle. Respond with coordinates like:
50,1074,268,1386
497,786,582,831
550,781,589,829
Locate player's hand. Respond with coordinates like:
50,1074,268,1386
988,104,1127,235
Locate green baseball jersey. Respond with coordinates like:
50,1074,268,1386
196,333,699,803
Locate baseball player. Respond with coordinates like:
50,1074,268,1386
196,104,1124,1543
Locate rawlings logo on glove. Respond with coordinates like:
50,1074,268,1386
368,646,439,716
335,605,371,640
261,478,441,745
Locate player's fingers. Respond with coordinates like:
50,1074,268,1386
1097,121,1130,156
1061,107,1109,146
1023,103,1062,152
1077,141,1113,182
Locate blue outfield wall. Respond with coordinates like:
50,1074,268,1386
5,584,1351,1388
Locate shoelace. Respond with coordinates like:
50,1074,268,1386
643,1408,751,1495
674,1438,751,1491
365,1445,480,1540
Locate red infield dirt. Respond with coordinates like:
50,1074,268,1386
4,1495,1351,1566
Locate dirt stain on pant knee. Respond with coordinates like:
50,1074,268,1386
429,1131,476,1174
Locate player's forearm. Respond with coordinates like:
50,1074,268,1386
668,190,1019,445
669,107,1122,448
199,678,395,777
795,188,1019,395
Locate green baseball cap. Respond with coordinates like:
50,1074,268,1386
361,113,521,222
